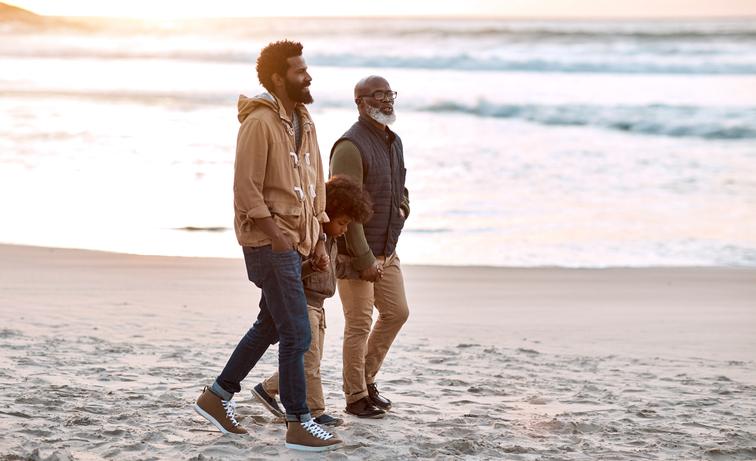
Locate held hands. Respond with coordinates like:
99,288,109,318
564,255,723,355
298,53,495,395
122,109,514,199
360,258,384,282
312,239,330,272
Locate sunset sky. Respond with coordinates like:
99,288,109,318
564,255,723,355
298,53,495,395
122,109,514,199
6,0,756,18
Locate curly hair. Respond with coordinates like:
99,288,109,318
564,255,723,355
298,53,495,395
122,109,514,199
326,175,373,224
256,40,303,93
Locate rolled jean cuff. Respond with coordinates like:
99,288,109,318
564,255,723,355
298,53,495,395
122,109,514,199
211,381,233,401
285,412,312,423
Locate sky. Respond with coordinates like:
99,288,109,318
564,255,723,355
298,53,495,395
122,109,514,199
6,0,756,18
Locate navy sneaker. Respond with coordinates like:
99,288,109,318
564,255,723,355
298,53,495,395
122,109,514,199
314,414,344,427
251,383,284,418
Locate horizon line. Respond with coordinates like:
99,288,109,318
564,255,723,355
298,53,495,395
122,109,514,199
28,13,756,21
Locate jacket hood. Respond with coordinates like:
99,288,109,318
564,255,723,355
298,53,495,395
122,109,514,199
237,92,314,128
237,93,278,123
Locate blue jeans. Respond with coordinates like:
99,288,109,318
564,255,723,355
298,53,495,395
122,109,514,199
213,245,312,420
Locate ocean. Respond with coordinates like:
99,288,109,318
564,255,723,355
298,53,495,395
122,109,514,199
1,16,755,267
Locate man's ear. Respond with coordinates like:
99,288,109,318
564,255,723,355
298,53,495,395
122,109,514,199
271,72,284,88
355,97,362,105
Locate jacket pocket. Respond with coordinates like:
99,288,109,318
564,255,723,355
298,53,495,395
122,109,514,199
268,202,303,236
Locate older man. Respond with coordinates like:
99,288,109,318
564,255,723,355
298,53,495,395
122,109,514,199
330,75,410,418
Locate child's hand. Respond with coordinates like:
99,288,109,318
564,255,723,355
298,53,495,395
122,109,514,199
312,240,330,271
360,260,384,282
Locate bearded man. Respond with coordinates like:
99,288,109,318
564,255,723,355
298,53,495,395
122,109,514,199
329,76,410,419
193,40,342,452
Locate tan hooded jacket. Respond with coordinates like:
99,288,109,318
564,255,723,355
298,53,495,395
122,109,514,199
233,93,327,256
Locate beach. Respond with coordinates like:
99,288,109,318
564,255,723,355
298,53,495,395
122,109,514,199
2,5,756,460
1,244,754,460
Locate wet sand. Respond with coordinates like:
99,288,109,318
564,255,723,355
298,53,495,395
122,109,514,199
1,244,754,460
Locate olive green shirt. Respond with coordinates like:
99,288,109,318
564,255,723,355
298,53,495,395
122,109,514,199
330,140,410,271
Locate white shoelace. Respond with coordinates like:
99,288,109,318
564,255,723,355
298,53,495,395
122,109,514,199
302,419,333,440
221,399,241,427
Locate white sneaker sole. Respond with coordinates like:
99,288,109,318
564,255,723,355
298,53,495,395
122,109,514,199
285,441,343,452
193,403,240,435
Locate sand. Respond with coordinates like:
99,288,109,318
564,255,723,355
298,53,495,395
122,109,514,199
1,244,754,460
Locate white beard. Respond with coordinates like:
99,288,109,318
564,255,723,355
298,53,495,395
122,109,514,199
366,105,396,125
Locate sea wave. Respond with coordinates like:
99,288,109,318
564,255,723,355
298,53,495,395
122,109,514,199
309,53,756,75
3,48,755,75
381,22,756,41
424,101,756,140
4,15,756,41
6,88,755,140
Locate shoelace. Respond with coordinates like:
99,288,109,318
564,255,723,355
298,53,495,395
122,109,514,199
302,419,333,440
221,399,241,427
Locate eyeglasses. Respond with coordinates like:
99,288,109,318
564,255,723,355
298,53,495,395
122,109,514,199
358,90,398,102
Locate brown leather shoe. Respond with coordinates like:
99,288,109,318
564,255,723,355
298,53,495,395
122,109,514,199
193,387,248,434
285,419,343,452
345,397,386,418
367,382,392,411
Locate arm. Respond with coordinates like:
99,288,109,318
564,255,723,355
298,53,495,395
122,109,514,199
312,132,328,225
311,133,329,269
401,187,410,219
330,140,383,281
234,119,291,251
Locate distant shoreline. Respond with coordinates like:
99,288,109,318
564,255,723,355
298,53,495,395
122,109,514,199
3,241,756,272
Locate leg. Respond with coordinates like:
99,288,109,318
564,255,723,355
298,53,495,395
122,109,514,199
213,246,311,420
261,368,279,398
262,306,323,404
264,249,312,419
213,293,279,398
303,305,326,417
365,253,409,385
338,278,375,404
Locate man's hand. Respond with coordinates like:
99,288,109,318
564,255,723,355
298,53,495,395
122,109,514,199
271,233,294,252
254,216,293,253
312,239,329,271
360,259,384,282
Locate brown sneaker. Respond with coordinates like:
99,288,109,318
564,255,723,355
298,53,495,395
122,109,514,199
193,387,248,434
285,419,343,452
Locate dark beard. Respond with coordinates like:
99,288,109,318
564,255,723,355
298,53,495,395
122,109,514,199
285,78,313,104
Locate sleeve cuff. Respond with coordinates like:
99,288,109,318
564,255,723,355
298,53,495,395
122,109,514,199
246,205,271,220
317,211,330,224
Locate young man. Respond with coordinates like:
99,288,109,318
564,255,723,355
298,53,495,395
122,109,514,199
193,40,342,452
330,76,410,418
252,175,373,427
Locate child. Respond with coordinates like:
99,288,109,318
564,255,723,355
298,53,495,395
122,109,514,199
251,175,373,426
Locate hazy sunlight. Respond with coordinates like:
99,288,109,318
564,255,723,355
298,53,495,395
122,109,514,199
5,0,756,18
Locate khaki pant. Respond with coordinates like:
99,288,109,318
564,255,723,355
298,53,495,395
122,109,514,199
338,252,410,404
262,305,327,417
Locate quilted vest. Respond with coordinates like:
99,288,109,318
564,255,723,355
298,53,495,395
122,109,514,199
332,116,406,257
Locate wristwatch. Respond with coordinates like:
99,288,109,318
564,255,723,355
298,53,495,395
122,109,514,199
318,232,327,242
